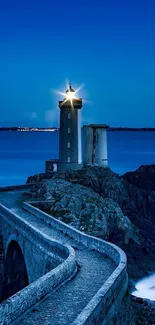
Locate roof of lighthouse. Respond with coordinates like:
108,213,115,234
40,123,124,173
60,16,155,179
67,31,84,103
66,84,75,94
59,83,82,108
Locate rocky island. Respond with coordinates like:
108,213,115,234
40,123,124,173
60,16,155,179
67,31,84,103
26,165,155,324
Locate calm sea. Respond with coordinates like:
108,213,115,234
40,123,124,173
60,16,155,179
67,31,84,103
0,130,155,186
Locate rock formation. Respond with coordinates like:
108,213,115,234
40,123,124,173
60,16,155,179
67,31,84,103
27,165,155,279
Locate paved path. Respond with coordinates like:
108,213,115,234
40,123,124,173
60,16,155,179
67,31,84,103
0,190,116,325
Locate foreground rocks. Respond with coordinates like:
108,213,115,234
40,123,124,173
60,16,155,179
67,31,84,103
29,178,137,243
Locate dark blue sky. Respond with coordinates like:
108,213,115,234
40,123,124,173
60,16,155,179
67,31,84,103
0,0,155,127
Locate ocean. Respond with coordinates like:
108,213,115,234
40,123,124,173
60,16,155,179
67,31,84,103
0,130,155,187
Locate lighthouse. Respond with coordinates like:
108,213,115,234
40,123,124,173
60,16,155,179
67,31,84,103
45,83,109,175
58,84,83,172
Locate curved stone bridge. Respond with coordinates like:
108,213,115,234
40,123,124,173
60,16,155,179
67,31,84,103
0,187,128,325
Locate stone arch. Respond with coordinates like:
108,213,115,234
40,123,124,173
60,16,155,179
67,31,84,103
1,240,29,301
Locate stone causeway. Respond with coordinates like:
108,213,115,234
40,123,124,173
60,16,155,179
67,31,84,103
0,185,128,325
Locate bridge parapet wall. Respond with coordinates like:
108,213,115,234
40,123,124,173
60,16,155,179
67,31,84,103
0,203,69,259
24,201,128,325
0,204,77,325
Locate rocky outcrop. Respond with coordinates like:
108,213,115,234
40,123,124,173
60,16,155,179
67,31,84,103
29,178,136,243
27,172,53,184
122,164,155,191
26,165,155,279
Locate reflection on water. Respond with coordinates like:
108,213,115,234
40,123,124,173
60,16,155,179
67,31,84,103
132,274,155,301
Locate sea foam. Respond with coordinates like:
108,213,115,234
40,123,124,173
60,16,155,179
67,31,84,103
132,274,155,301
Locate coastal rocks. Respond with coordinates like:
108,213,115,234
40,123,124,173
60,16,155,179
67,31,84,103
122,164,155,191
131,296,155,325
29,178,136,243
111,292,136,325
26,165,155,278
27,172,53,184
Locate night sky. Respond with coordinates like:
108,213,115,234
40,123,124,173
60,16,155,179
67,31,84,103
0,0,155,127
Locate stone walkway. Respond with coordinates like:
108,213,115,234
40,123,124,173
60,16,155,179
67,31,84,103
0,190,116,325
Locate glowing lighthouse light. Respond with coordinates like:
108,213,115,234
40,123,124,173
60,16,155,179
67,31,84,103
53,82,85,108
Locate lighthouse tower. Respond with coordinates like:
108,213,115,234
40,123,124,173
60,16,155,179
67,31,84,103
58,84,83,172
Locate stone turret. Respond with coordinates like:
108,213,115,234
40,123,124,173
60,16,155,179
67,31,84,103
82,124,109,166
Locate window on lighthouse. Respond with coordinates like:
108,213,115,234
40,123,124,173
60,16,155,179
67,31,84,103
67,142,70,148
68,157,70,162
68,113,71,119
68,128,71,133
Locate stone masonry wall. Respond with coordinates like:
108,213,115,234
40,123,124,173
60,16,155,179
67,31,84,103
24,201,128,325
0,204,77,325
